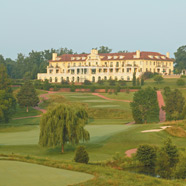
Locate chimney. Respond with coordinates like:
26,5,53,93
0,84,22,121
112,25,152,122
91,49,98,55
166,52,170,58
52,53,57,61
136,50,140,58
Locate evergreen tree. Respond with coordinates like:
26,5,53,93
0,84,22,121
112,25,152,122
17,81,39,112
74,146,89,164
39,104,90,153
141,78,144,86
132,72,136,86
130,87,159,123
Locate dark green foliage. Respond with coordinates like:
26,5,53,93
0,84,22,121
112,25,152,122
109,79,116,86
174,45,186,73
0,90,16,123
97,80,104,85
39,104,90,153
118,80,126,86
84,80,92,85
96,46,112,53
61,79,69,85
53,85,59,91
154,75,164,84
136,78,140,86
17,81,39,112
130,87,159,123
43,79,51,90
163,89,185,120
142,72,157,80
90,86,96,92
34,80,43,89
175,155,186,179
136,145,157,167
156,138,179,179
74,146,89,164
176,79,185,86
164,86,171,97
132,72,136,86
70,85,76,92
141,78,144,86
0,64,16,123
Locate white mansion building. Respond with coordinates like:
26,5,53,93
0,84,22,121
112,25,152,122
37,49,174,83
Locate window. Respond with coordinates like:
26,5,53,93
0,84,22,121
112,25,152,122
92,76,95,82
104,76,107,80
49,69,53,73
66,77,69,82
68,63,70,67
105,62,107,67
49,77,52,82
127,76,130,81
77,77,80,82
72,77,75,82
122,62,124,67
55,77,58,82
99,69,102,73
73,63,76,67
56,69,59,73
110,69,113,73
98,76,101,81
116,62,119,67
91,69,96,74
61,77,63,82
127,68,131,73
110,62,113,67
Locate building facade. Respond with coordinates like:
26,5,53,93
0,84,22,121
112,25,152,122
37,49,174,83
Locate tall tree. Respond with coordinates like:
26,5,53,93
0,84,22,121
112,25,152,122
174,45,186,73
96,46,112,53
163,89,185,120
0,64,16,123
130,87,159,123
17,81,39,112
39,104,90,153
132,72,136,86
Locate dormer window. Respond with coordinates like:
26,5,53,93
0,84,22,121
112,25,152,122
71,57,75,60
113,56,118,59
148,55,153,59
82,57,86,60
108,56,112,59
119,56,124,59
161,56,166,59
155,56,160,59
76,57,80,60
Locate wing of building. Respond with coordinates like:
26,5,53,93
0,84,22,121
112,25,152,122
37,49,174,83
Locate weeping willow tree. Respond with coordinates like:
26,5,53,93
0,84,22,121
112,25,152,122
39,104,90,153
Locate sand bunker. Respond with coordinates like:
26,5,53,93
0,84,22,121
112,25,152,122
141,126,171,133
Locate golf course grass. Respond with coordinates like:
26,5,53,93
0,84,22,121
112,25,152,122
0,160,93,186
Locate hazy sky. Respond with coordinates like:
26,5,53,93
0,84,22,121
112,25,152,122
1,0,186,59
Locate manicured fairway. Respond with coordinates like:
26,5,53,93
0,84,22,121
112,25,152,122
0,160,93,186
0,125,131,146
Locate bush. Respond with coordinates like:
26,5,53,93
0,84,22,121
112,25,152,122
43,79,51,90
154,75,164,84
74,146,89,164
136,145,157,167
84,80,92,85
142,72,157,80
34,80,43,89
90,86,96,92
176,79,185,86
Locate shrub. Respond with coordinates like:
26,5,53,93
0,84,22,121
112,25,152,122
176,79,185,86
136,145,157,167
90,86,96,92
53,85,59,91
175,155,186,179
43,79,51,90
154,75,164,84
84,80,92,85
74,146,89,164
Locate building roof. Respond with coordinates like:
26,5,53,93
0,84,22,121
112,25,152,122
50,51,174,62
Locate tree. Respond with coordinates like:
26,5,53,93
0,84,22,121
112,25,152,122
39,104,90,153
17,81,39,112
130,87,159,123
141,78,144,86
132,72,136,86
136,145,157,167
174,45,186,73
163,89,185,120
43,79,51,90
96,46,112,53
176,79,185,86
156,138,179,179
154,75,164,84
0,64,16,123
74,146,89,164
164,86,171,97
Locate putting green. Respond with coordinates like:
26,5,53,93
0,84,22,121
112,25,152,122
0,160,93,186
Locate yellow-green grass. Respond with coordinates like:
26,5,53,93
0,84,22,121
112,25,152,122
0,155,185,186
12,105,42,118
0,160,93,186
100,92,134,101
1,123,186,162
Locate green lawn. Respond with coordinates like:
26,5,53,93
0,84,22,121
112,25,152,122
0,160,93,186
100,92,134,101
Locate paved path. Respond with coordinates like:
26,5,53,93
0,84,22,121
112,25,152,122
92,93,131,103
157,91,166,123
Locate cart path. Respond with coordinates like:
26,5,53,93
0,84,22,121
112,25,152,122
92,93,131,103
13,91,56,120
157,91,166,123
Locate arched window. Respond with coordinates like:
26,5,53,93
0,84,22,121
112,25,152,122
98,76,101,81
92,76,95,82
61,77,63,82
72,77,75,82
66,77,69,82
104,76,107,80
55,77,58,82
49,77,52,82
77,77,80,82
116,62,119,67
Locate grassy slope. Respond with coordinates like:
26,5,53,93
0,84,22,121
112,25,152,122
0,160,93,186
